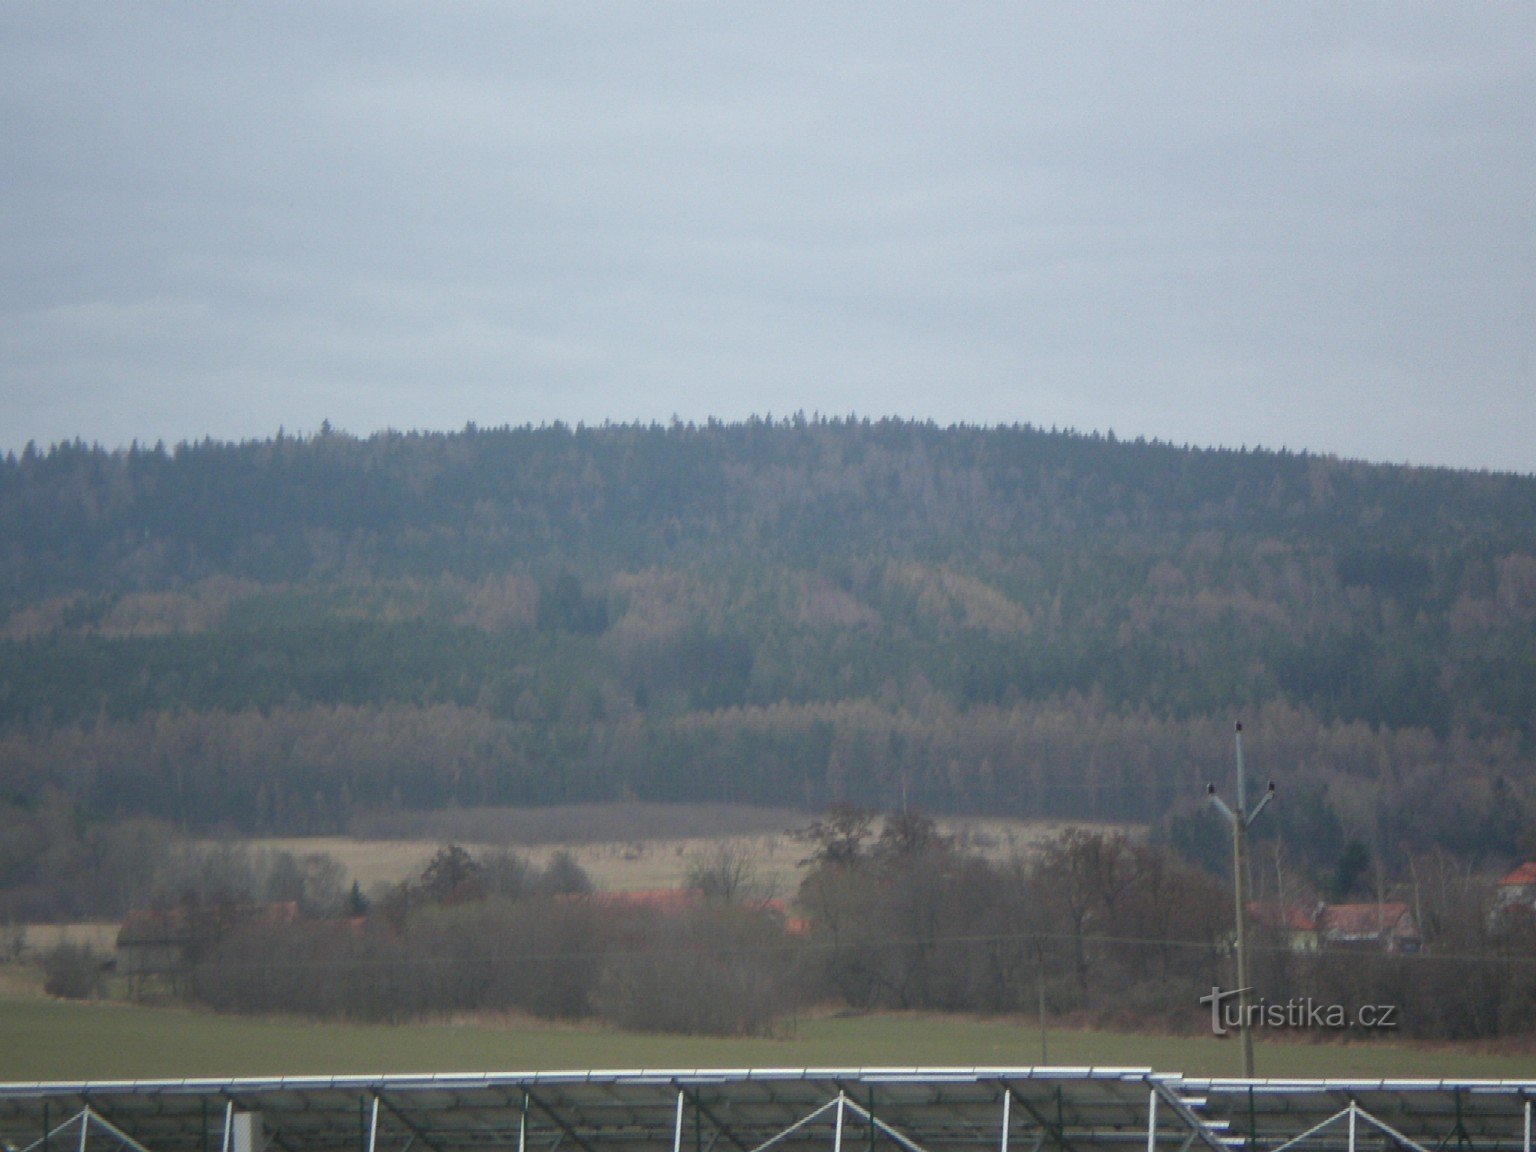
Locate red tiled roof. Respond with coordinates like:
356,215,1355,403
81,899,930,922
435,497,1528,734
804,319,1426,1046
1246,901,1318,933
1318,902,1415,939
1498,862,1536,887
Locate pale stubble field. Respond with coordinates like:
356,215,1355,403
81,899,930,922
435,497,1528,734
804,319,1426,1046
251,812,1107,897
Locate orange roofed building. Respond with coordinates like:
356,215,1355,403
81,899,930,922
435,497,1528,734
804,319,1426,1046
1316,902,1420,953
1496,862,1536,911
1246,901,1320,952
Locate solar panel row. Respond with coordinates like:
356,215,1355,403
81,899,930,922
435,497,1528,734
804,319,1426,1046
2,1071,1532,1152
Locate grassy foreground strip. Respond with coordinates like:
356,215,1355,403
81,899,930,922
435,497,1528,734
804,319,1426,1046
3,998,1531,1082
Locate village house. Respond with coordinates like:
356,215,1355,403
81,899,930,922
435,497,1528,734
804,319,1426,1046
1495,862,1536,915
1247,901,1320,953
1315,901,1420,953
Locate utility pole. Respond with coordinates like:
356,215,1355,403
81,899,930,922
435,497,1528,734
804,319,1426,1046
1038,969,1049,1065
1208,721,1275,1078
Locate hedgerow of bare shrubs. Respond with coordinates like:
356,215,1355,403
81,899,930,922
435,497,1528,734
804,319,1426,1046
172,824,1536,1043
596,903,793,1036
41,942,106,1000
185,840,809,1034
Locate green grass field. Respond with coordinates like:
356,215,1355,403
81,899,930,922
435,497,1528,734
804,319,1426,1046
3,996,1532,1083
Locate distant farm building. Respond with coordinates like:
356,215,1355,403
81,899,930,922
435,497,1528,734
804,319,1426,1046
1315,901,1420,953
1495,861,1536,913
1246,901,1320,952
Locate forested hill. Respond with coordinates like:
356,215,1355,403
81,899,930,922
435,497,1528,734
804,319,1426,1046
3,419,1536,875
5,420,1535,594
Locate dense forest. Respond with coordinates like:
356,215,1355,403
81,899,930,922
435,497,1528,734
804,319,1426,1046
3,418,1535,897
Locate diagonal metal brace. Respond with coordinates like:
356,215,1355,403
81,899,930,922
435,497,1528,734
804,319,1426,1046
18,1109,160,1152
1009,1090,1081,1152
836,1095,936,1152
1150,1082,1231,1152
371,1092,448,1152
743,1098,844,1152
680,1088,751,1152
1267,1103,1434,1152
524,1092,600,1152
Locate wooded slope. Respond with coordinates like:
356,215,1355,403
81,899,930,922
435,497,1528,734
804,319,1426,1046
3,419,1534,875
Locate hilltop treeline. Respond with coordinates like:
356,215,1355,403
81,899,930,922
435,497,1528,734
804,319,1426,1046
3,419,1536,885
6,419,1536,604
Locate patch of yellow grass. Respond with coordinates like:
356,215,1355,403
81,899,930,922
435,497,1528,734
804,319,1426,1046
10,923,120,955
252,816,1123,896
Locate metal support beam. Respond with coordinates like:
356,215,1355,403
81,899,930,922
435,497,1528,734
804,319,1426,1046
1352,1103,1436,1152
1150,1082,1230,1152
1266,1102,1435,1152
373,1092,448,1152
15,1073,1536,1152
744,1099,842,1152
524,1091,600,1152
219,1092,296,1152
687,1092,751,1152
1009,1089,1081,1152
836,1093,937,1152
85,1107,161,1152
18,1108,159,1152
1268,1109,1355,1152
75,1094,141,1152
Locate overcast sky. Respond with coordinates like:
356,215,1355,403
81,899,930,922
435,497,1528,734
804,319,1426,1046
3,5,1533,473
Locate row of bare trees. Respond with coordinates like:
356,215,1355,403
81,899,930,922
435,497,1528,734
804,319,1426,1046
792,812,1230,1026
6,690,1529,885
189,846,794,1034
176,826,1230,1034
71,820,1536,1041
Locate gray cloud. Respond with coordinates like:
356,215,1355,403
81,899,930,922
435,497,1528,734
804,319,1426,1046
2,3,1533,471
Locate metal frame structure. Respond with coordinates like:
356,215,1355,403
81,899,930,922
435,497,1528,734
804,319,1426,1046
3,1071,1535,1152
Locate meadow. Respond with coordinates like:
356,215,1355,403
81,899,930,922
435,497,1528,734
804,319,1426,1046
249,812,1091,896
10,811,1533,1084
3,994,1532,1083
